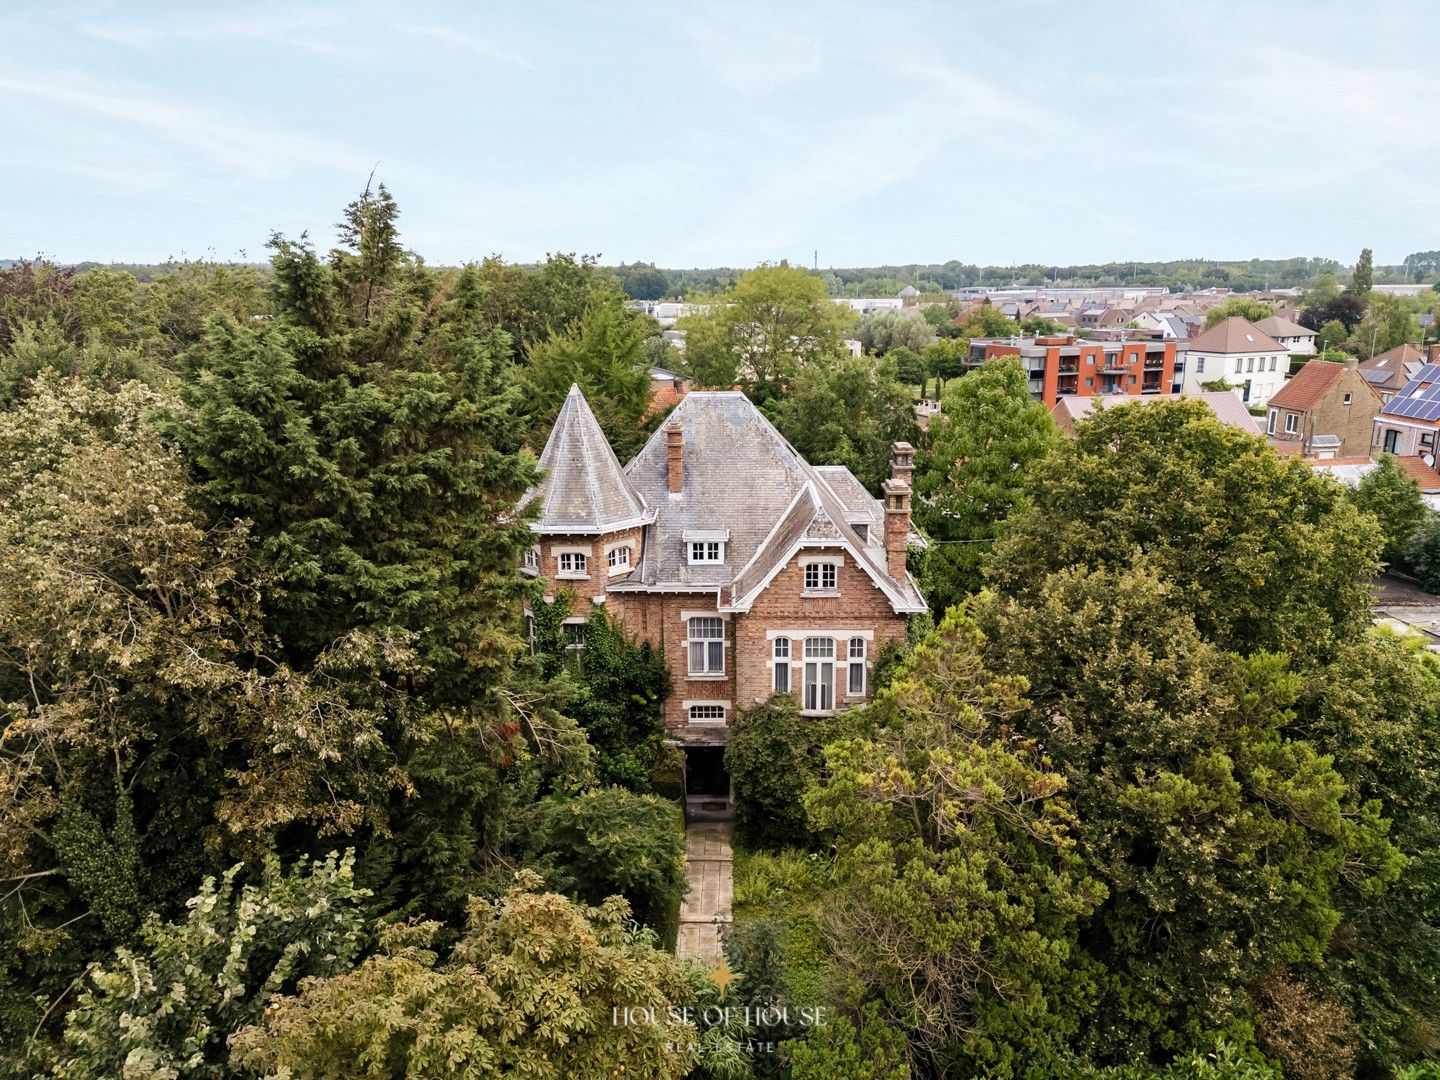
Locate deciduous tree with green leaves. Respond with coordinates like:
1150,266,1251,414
1347,453,1427,568
229,871,700,1080
913,356,1060,614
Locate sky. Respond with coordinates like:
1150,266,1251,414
2,0,1437,270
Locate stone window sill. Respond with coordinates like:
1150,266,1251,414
686,672,728,681
801,590,840,599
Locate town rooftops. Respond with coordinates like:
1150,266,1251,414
611,391,925,613
1380,363,1440,423
1186,316,1287,354
1361,344,1428,392
1050,392,1263,436
1309,455,1440,495
1267,359,1370,412
524,384,654,535
1253,315,1315,339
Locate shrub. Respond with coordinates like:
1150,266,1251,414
531,787,686,940
725,695,839,849
1405,514,1440,592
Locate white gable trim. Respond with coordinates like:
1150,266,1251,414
720,535,923,615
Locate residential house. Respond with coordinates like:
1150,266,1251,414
968,334,1182,406
648,366,692,413
1373,363,1440,464
1051,390,1262,437
523,385,926,811
1132,311,1190,340
1264,358,1382,458
1360,343,1430,403
1253,315,1318,356
1180,316,1289,405
1309,454,1440,510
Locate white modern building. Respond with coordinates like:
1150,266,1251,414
1180,317,1290,406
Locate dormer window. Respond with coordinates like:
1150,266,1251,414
689,541,724,564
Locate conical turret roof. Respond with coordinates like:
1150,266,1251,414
526,385,652,534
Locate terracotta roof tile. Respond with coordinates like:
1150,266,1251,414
1266,359,1351,412
1186,316,1287,354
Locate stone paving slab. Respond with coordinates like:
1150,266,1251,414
676,820,733,966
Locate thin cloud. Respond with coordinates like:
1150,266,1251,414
393,22,535,69
0,67,372,177
80,11,368,60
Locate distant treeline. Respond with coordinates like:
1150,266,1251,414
8,250,1439,301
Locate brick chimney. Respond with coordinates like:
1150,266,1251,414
882,478,911,579
665,421,684,494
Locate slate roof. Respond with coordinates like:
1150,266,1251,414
524,384,654,534
1050,392,1263,436
1186,316,1287,354
611,391,925,613
1266,359,1363,413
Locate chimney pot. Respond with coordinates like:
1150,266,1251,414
665,421,684,494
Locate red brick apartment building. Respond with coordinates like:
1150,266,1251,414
521,386,926,810
967,334,1182,406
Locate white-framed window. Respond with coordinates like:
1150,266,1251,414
557,551,588,578
1247,357,1255,373
607,545,631,574
803,637,834,713
524,614,537,654
522,546,539,575
847,637,866,696
689,704,727,724
1343,393,1353,406
773,637,791,693
688,617,725,675
1196,357,1205,373
1284,413,1298,435
803,561,838,593
1267,409,1277,435
1270,356,1278,371
688,541,724,564
1234,358,1243,374
562,620,586,671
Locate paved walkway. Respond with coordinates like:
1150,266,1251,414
676,820,733,965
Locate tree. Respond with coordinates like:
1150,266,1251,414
176,188,590,916
913,357,1060,614
1304,271,1342,307
922,338,967,396
766,353,917,492
727,694,838,849
889,345,927,396
678,264,854,402
1349,247,1374,298
616,262,669,301
788,1006,911,1080
1203,296,1274,329
1296,629,1440,1075
529,788,687,937
804,613,1107,1074
50,852,369,1080
229,872,700,1079
854,311,935,356
525,298,656,461
955,303,1019,339
469,252,626,363
985,400,1382,659
1354,293,1423,357
1404,514,1440,593
1348,454,1427,568
0,377,385,1057
974,566,1399,1062
1318,318,1351,353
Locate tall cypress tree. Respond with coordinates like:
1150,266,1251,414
178,187,587,912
